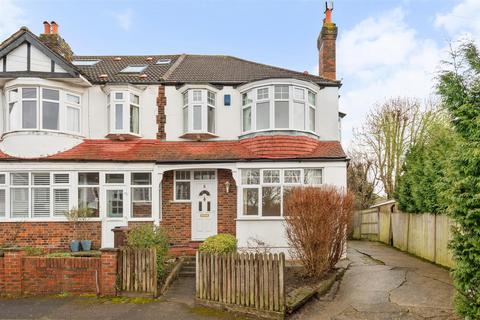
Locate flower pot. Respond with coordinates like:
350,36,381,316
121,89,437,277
70,240,81,252
80,240,92,251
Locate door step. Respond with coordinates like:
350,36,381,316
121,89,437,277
179,256,197,277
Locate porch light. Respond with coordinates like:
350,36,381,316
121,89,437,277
225,181,231,193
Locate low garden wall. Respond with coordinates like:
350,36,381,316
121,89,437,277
0,248,118,297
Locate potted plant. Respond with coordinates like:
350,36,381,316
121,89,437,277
65,207,94,252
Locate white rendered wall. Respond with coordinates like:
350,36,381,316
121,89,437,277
5,44,27,71
317,86,340,141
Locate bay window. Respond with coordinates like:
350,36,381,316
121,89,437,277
182,89,216,134
6,87,81,134
241,84,317,134
240,168,323,217
108,91,140,135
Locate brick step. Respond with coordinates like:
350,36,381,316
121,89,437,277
179,271,196,277
181,266,196,272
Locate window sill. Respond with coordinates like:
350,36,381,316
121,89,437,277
179,132,218,141
236,217,285,221
170,200,191,204
239,129,319,140
105,133,142,140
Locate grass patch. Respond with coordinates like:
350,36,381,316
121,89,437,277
77,295,156,305
46,252,72,258
24,246,44,256
190,306,249,319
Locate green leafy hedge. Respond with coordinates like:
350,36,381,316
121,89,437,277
198,234,237,254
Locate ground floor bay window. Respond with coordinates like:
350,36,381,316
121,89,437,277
240,168,323,218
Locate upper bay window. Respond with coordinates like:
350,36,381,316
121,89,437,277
241,85,316,134
182,89,216,134
107,91,140,135
7,87,81,134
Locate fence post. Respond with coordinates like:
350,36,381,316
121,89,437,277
100,248,119,296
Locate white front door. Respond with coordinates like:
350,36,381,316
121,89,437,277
192,181,217,240
102,186,128,247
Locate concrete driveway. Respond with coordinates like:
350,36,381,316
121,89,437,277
293,241,459,320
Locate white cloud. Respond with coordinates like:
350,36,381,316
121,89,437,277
337,7,444,147
0,0,25,39
435,0,480,39
113,9,133,31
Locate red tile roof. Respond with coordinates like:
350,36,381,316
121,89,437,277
0,136,346,162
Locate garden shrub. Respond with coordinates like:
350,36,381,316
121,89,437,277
198,234,237,254
23,246,44,256
284,186,354,278
126,225,169,278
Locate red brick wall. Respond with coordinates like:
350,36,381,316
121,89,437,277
161,169,236,248
156,85,167,140
0,222,101,250
0,249,118,297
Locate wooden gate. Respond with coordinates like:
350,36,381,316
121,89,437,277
196,252,286,318
118,248,158,297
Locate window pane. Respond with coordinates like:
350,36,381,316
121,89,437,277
183,106,188,132
11,173,29,185
78,187,99,217
66,106,80,133
242,107,252,132
105,173,124,184
194,171,215,180
293,102,305,130
130,105,139,134
256,102,270,130
263,169,280,183
0,189,5,217
130,93,139,105
107,189,124,218
294,87,305,100
193,105,202,130
22,100,37,128
115,104,123,130
42,101,60,130
207,91,215,105
0,174,5,184
308,91,316,105
115,92,123,100
274,85,289,99
32,188,50,217
22,88,37,99
43,88,59,101
243,188,259,215
274,101,289,128
53,173,69,184
53,189,69,216
67,94,80,104
242,92,252,106
309,106,315,131
78,172,99,185
207,106,215,133
176,181,190,200
262,186,281,216
283,186,294,216
183,92,188,105
33,173,50,185
284,169,301,184
304,169,322,185
176,170,191,180
193,90,202,102
241,169,259,185
257,88,269,100
131,172,151,185
11,188,29,218
132,187,152,218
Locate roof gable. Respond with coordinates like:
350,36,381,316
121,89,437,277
0,28,79,78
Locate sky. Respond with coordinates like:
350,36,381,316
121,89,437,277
1,0,480,146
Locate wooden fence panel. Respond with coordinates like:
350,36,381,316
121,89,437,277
196,252,285,314
435,215,455,268
408,214,436,261
360,209,379,240
391,212,409,251
119,248,157,297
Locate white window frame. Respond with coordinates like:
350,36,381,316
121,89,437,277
107,90,141,136
6,86,82,135
181,89,216,134
131,172,153,220
240,83,317,134
173,169,216,202
239,168,324,219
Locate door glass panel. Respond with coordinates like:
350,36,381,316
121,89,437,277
107,189,124,218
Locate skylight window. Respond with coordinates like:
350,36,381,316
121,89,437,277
72,60,100,66
155,59,172,65
120,65,148,73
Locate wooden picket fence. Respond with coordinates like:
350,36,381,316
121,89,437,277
118,248,158,297
196,252,286,318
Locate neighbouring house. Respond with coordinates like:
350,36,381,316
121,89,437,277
0,6,346,255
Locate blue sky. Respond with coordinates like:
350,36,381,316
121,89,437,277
2,0,479,146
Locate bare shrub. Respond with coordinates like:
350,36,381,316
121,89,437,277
284,186,354,277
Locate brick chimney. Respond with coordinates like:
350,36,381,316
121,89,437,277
317,2,338,80
39,21,74,61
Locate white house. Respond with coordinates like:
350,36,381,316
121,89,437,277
0,8,346,254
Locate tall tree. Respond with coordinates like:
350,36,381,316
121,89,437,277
355,97,436,198
437,41,480,318
347,148,378,210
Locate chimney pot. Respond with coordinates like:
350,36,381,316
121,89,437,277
114,57,122,61
43,21,51,34
50,21,58,34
